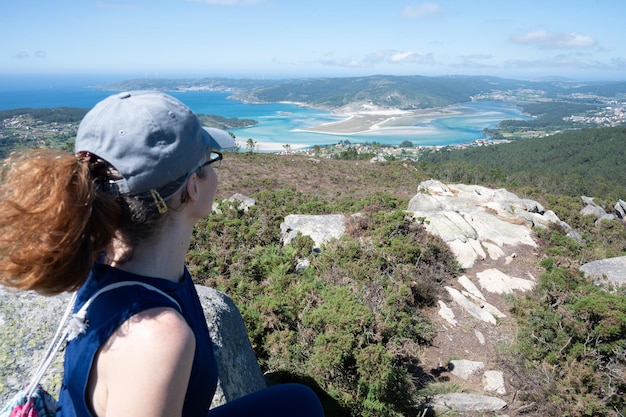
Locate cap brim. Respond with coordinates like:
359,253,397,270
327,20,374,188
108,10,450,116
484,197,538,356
203,127,236,150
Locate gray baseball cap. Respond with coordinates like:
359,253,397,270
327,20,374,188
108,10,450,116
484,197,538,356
75,90,235,196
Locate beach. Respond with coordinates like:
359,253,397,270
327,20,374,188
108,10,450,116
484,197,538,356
250,141,311,152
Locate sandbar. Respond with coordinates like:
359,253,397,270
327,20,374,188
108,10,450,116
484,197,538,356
302,106,465,135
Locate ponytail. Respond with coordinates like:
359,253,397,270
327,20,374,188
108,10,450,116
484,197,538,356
0,149,120,295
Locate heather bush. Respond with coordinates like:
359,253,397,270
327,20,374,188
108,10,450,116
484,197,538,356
188,192,458,416
508,261,626,416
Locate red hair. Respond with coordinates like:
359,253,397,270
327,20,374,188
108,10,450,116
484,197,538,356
0,149,120,295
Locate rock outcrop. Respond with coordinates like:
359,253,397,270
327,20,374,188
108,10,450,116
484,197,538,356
276,180,562,412
0,286,265,408
581,195,626,223
407,179,572,269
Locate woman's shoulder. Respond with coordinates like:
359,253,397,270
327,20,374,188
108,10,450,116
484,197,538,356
92,306,196,417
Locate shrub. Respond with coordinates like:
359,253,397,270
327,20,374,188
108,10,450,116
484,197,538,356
509,264,626,416
189,195,458,416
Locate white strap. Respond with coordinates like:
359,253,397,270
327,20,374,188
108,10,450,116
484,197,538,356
25,281,181,397
25,291,77,398
67,281,181,340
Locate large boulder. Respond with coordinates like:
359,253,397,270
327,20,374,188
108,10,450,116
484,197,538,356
280,214,346,248
580,256,626,288
0,286,265,408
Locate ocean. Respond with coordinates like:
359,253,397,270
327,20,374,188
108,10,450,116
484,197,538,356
0,75,530,150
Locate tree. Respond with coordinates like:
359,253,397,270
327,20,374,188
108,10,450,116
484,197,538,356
246,138,257,153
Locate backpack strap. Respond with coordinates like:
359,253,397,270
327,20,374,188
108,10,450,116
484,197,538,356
24,281,180,398
66,281,181,341
24,292,77,399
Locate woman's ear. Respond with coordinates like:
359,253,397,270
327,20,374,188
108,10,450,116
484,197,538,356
184,173,199,202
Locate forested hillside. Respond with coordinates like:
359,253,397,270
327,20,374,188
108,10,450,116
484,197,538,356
231,75,498,110
419,126,626,199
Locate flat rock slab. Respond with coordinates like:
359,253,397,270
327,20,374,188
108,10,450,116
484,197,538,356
580,256,626,287
430,393,507,412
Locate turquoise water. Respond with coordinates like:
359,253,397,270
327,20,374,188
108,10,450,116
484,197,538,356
0,76,530,149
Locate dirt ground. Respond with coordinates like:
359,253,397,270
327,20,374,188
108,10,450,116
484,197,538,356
419,242,547,410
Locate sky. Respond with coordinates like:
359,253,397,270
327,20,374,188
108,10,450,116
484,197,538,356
2,0,625,81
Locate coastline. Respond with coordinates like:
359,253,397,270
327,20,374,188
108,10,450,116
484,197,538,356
249,141,310,152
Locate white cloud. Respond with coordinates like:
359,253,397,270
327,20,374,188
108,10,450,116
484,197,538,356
13,51,29,59
366,50,435,65
319,50,435,69
510,30,596,49
402,3,442,18
34,50,47,58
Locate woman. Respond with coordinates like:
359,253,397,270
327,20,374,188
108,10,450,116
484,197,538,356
0,91,324,417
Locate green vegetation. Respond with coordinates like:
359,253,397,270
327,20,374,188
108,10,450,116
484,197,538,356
506,257,626,416
0,107,88,124
188,195,459,416
233,75,513,110
196,114,257,130
200,141,625,416
0,108,256,158
419,126,626,199
484,101,601,138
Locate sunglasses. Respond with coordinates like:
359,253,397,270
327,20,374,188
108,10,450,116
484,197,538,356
199,151,223,169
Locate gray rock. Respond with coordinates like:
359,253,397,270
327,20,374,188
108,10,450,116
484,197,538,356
407,193,445,212
430,393,507,412
407,180,566,269
227,193,256,212
195,285,266,407
580,256,626,288
449,359,485,380
615,199,626,219
0,286,264,408
581,196,596,206
581,204,607,218
580,196,625,223
483,370,506,395
280,214,346,248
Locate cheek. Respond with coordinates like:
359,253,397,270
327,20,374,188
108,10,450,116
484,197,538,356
205,168,218,201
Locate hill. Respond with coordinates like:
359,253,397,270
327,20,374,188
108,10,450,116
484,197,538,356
101,75,626,111
418,126,626,199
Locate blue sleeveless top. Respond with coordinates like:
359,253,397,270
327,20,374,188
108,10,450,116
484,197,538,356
56,264,218,417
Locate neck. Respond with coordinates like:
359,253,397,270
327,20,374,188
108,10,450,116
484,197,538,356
109,217,194,282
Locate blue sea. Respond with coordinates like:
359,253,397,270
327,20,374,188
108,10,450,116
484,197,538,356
0,75,531,150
